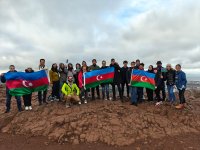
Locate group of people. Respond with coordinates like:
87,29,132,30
0,58,187,113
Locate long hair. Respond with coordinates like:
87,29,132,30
51,64,58,72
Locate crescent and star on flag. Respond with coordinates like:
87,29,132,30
96,75,103,81
22,80,33,88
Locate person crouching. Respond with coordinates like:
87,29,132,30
62,76,80,108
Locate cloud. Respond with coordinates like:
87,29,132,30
0,0,200,76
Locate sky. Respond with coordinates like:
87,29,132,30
0,0,200,80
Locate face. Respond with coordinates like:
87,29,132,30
176,65,181,71
131,63,135,68
123,63,128,67
76,64,81,69
40,60,45,66
139,65,144,70
136,61,140,66
166,64,171,70
149,65,153,71
83,67,87,73
9,66,15,72
154,69,158,74
92,60,96,65
102,61,106,66
157,63,162,67
82,61,86,66
53,63,57,68
111,60,115,65
27,68,32,72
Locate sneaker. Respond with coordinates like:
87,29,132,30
155,101,163,106
25,106,29,111
78,101,81,105
28,106,32,110
109,97,112,101
84,100,87,104
104,98,108,101
66,105,71,108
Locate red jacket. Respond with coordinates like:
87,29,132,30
78,71,83,88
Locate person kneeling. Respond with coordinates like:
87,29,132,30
62,76,80,108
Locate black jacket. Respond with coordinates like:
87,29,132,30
155,67,166,88
166,69,176,85
110,63,122,84
121,66,129,83
126,67,134,84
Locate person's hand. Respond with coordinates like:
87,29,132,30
160,75,163,79
128,83,131,86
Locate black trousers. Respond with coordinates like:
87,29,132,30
155,86,164,102
91,86,100,99
137,87,144,102
162,86,166,101
146,88,153,101
112,83,122,100
52,81,60,99
121,82,129,97
23,94,32,106
38,90,47,103
178,89,186,104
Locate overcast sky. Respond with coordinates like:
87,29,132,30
0,0,200,77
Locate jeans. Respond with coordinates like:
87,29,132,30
167,85,176,102
102,84,109,99
130,86,137,103
80,87,88,102
52,81,60,99
6,89,21,112
112,83,122,100
178,89,186,104
23,94,32,106
122,82,129,97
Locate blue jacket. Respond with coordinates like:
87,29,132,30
175,70,187,90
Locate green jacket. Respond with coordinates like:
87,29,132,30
89,64,100,71
62,83,80,96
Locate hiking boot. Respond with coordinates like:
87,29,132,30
175,104,184,109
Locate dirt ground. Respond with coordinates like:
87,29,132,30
0,85,200,150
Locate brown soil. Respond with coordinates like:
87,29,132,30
0,85,200,149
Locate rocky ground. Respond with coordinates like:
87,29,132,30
0,85,200,149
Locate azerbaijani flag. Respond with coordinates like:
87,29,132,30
84,67,114,89
5,70,49,96
131,70,155,90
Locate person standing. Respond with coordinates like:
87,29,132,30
137,63,145,103
146,65,154,101
110,58,123,101
175,64,187,109
67,63,76,82
23,67,34,111
155,61,166,106
101,60,110,100
74,63,81,87
166,64,176,103
121,60,129,98
0,65,22,113
49,63,60,101
127,61,138,106
58,63,68,100
89,59,100,100
78,66,88,104
38,59,48,105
